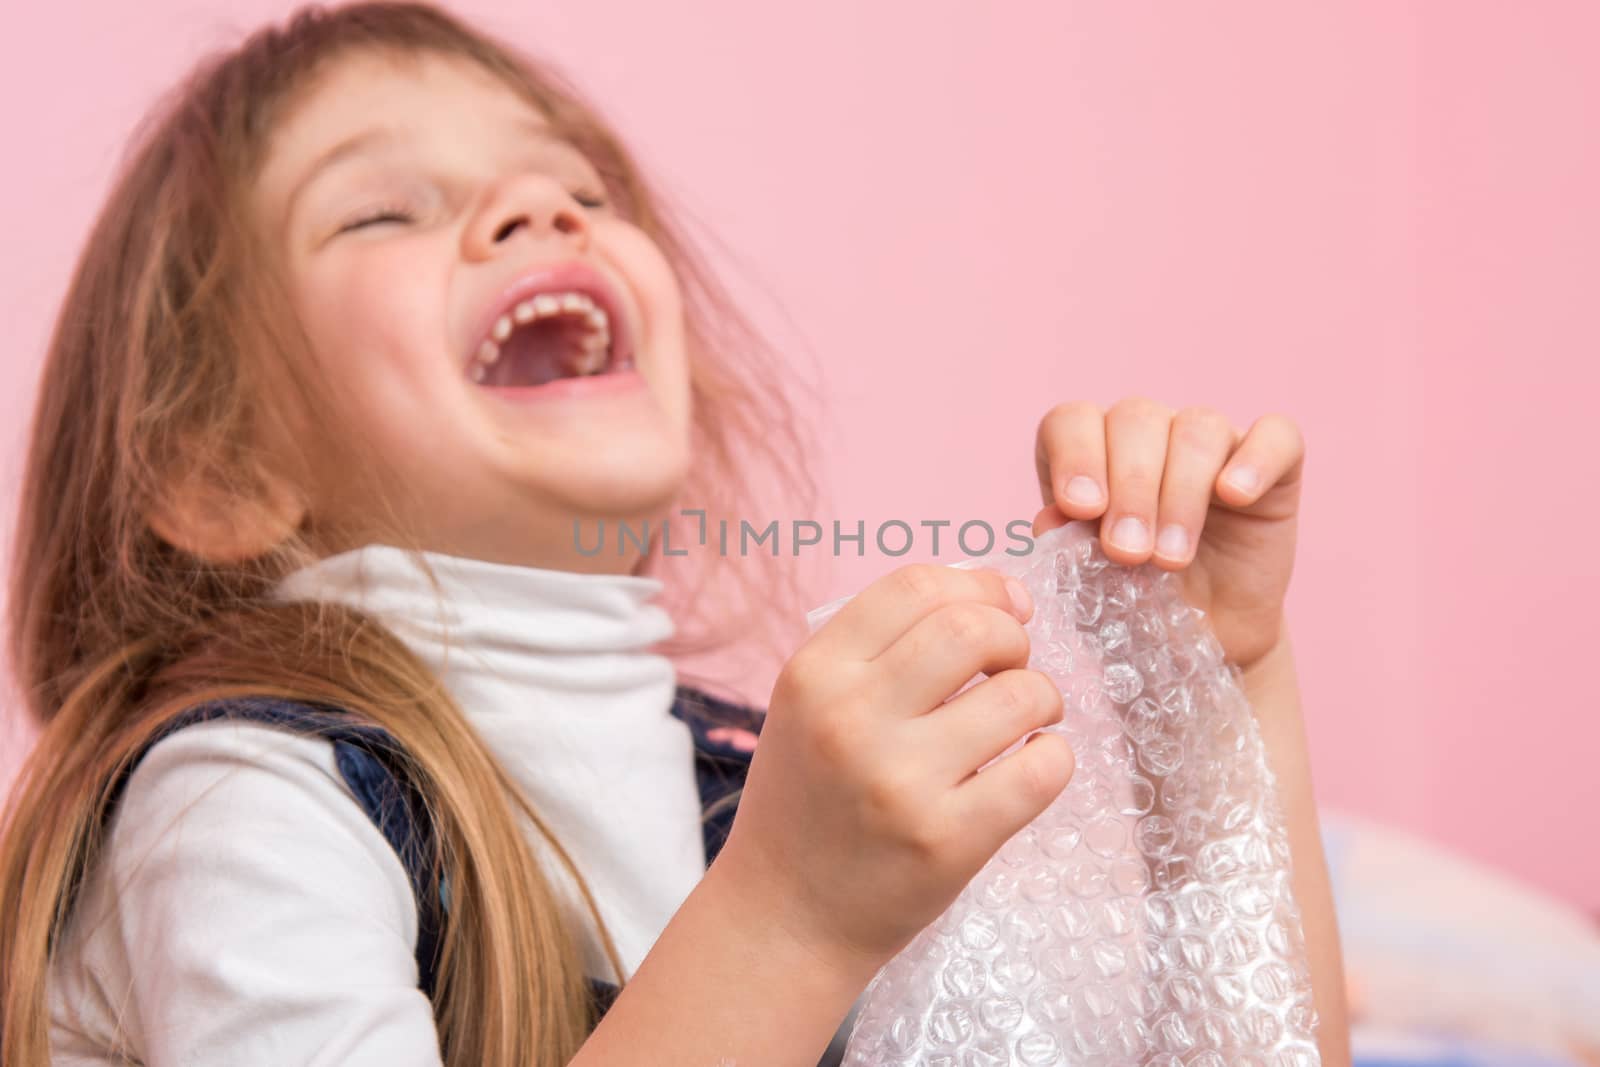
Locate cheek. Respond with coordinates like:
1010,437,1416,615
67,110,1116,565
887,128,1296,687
296,248,452,416
640,249,685,349
608,226,691,410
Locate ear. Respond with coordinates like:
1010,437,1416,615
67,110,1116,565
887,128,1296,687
146,460,307,564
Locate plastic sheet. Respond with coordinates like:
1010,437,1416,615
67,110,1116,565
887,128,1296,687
806,521,1321,1066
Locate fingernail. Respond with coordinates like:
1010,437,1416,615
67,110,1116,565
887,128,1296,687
1003,577,1033,620
1226,466,1260,494
1156,523,1188,559
1110,515,1150,552
1063,475,1103,508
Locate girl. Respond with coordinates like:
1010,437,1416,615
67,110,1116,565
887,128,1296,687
0,2,1349,1065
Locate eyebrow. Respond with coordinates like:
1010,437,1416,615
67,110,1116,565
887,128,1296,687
283,115,565,227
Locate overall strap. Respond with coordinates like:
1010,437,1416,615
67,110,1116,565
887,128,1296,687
667,685,766,866
113,688,767,1031
121,697,448,998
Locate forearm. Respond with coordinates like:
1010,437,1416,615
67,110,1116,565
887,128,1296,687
570,856,872,1066
1238,626,1352,1066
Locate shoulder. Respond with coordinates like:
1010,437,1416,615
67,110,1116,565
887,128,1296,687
105,709,424,940
52,709,440,1065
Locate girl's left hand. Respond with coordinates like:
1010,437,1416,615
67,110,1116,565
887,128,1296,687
1032,397,1305,672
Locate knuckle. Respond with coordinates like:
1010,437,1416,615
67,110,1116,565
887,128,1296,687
810,701,866,766
1025,670,1064,722
1263,412,1305,453
1040,399,1100,431
1019,737,1070,806
1173,406,1233,448
892,563,944,609
998,619,1032,662
903,811,951,864
1116,462,1162,494
980,568,1020,607
775,648,822,704
862,766,917,829
938,601,993,649
993,670,1059,724
1110,395,1169,422
990,671,1034,720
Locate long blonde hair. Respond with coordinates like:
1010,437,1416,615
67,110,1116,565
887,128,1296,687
0,3,813,1063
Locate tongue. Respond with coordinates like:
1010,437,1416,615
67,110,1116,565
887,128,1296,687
481,319,585,388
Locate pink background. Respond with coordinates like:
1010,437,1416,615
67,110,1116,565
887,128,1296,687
2,3,1596,909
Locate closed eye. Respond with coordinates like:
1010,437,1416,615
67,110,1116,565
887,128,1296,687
339,189,604,234
339,209,414,233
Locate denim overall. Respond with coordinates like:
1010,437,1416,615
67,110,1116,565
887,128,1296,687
117,688,861,1064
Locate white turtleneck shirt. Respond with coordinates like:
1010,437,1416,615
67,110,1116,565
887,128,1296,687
48,545,709,1066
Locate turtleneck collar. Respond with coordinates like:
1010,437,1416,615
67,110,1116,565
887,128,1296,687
272,544,676,694
269,543,705,983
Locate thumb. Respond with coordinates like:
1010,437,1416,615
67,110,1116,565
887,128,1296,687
1031,504,1069,538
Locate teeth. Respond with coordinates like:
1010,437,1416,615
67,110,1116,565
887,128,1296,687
468,289,615,382
569,344,607,375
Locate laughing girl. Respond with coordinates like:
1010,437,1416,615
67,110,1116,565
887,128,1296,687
0,4,1347,1065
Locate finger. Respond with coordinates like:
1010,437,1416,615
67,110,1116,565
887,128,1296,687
1215,412,1306,508
1035,401,1108,518
945,731,1076,862
1031,503,1068,538
913,668,1063,785
807,563,1032,663
869,604,1033,715
1151,406,1240,569
1101,396,1173,563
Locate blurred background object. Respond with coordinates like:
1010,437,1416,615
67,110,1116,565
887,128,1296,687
1323,812,1600,1066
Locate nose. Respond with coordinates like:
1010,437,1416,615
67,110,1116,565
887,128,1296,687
461,173,590,261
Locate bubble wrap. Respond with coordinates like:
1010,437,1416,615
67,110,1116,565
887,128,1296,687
806,521,1320,1066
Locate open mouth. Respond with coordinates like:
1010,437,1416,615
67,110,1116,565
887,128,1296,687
465,275,635,388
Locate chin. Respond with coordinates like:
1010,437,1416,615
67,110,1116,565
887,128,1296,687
535,436,691,523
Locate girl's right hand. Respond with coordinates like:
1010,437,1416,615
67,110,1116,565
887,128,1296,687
715,564,1076,975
